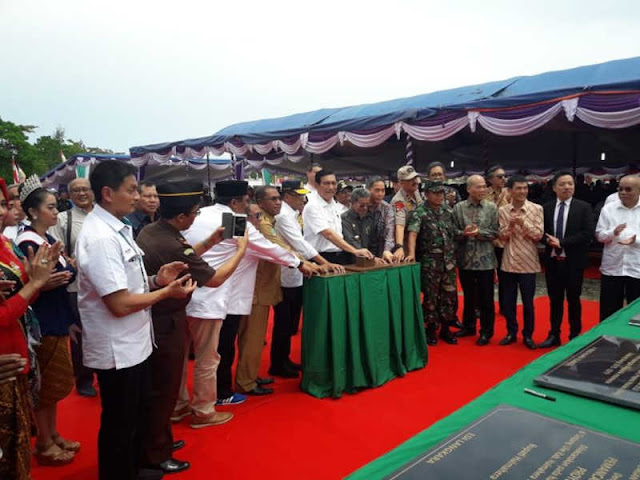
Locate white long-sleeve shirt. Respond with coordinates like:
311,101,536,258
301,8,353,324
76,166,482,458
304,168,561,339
596,199,640,278
275,201,319,288
183,203,300,318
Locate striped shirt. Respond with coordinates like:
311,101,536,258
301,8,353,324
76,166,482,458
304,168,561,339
498,200,543,273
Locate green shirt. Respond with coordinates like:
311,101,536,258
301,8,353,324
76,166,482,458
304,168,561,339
407,203,456,270
452,199,498,270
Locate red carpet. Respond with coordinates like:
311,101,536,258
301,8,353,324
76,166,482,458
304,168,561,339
33,298,600,480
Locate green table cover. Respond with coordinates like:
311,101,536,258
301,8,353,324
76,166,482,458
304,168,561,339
301,263,428,399
347,298,640,479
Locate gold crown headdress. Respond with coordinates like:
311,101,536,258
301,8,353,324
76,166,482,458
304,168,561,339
19,175,44,204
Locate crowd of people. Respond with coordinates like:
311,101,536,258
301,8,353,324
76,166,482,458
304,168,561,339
1,159,639,480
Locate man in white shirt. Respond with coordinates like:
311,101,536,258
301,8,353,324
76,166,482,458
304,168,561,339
271,180,344,376
303,170,373,265
177,181,310,406
49,178,97,396
596,174,640,321
77,160,196,480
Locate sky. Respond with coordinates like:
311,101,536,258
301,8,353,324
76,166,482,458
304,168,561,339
1,0,639,154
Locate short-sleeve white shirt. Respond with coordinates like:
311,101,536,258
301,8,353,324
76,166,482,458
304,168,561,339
76,205,152,370
302,194,343,253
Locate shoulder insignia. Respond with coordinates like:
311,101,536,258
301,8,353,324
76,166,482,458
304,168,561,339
183,248,195,256
394,201,405,212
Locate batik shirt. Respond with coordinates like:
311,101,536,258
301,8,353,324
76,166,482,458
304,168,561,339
452,199,498,270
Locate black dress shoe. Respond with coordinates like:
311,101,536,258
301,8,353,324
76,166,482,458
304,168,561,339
451,320,464,330
537,335,561,348
286,360,302,371
523,337,537,350
439,332,458,345
425,328,438,346
256,377,274,385
268,365,299,378
499,334,516,346
455,328,476,338
172,440,185,452
158,458,190,474
77,384,98,397
246,386,274,395
476,335,490,346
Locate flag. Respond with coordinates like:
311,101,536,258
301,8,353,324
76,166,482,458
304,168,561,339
75,164,90,179
262,168,272,186
11,158,25,184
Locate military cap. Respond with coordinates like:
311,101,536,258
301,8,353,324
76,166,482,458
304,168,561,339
215,180,249,197
281,179,310,195
397,165,419,181
156,180,204,208
337,180,353,193
424,180,445,193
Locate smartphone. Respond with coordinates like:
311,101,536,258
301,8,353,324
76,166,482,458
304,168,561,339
222,212,234,239
233,214,247,238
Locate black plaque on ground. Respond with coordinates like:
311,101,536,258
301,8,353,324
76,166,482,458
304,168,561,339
534,335,640,410
384,406,640,480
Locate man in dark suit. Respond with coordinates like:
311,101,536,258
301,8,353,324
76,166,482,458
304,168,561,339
538,171,594,348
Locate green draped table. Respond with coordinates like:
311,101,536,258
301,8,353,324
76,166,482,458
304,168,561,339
301,263,428,399
347,298,640,479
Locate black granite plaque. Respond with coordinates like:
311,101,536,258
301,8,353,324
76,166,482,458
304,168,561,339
534,335,640,410
385,406,640,480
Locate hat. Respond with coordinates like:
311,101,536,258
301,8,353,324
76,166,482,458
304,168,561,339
215,180,249,198
157,180,204,199
424,180,445,193
397,165,418,181
337,181,353,193
281,180,310,195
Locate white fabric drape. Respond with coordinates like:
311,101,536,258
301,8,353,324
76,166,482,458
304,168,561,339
401,116,469,141
575,105,640,129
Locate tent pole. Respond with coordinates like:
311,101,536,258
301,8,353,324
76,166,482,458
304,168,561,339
206,152,212,197
572,133,578,178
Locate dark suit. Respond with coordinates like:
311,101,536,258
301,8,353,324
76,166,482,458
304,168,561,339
541,198,594,339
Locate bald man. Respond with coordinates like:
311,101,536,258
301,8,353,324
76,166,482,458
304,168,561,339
596,174,640,321
49,178,97,396
452,175,499,345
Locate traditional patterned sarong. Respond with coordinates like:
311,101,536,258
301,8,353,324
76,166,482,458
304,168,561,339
0,376,34,480
35,336,74,409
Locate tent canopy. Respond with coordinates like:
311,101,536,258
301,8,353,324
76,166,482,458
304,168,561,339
129,57,640,179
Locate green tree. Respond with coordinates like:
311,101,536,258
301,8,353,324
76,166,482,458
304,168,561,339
0,117,38,182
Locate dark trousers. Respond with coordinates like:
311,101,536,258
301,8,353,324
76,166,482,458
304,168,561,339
495,247,506,313
68,292,95,388
217,314,241,399
502,271,536,339
141,317,186,466
271,286,303,369
599,274,640,322
545,259,584,338
459,269,495,338
321,251,354,265
96,358,151,480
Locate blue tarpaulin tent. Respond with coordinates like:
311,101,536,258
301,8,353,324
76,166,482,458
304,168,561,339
130,57,640,178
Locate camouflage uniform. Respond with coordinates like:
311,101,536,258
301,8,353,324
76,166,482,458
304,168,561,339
407,197,458,339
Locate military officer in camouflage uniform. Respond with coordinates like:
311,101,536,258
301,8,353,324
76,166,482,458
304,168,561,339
406,180,458,346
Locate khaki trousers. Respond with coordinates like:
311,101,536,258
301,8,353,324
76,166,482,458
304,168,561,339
235,305,270,392
175,317,222,416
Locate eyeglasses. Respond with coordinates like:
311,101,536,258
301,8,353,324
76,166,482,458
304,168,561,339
249,212,263,219
494,174,506,179
70,187,91,194
618,186,634,193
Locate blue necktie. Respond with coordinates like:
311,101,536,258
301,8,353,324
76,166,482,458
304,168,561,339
555,201,565,255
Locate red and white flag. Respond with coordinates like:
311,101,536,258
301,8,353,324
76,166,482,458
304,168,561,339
11,158,25,184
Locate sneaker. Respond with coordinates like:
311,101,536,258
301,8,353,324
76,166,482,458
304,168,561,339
216,393,247,406
170,405,192,423
190,411,233,429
